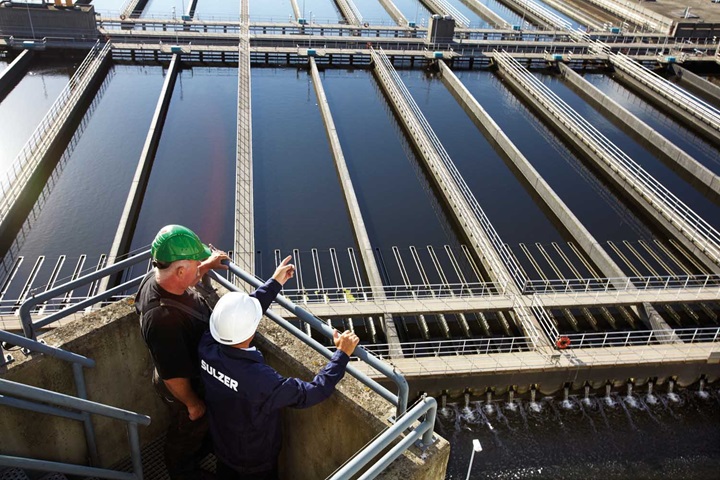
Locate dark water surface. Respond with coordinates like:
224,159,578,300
582,73,720,176
0,56,75,179
439,389,720,479
321,69,470,286
130,67,237,256
456,70,654,245
539,73,720,230
251,68,357,282
4,65,165,299
354,0,394,25
400,70,565,248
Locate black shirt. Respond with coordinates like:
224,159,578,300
136,273,211,381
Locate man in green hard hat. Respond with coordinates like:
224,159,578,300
135,224,229,480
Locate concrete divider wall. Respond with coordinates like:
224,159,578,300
438,60,626,281
671,64,720,107
612,68,720,149
495,64,720,274
0,50,32,102
559,62,720,201
0,298,450,478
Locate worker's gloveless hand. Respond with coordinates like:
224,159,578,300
334,330,360,356
272,255,296,285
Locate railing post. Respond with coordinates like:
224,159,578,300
72,362,99,466
128,422,144,479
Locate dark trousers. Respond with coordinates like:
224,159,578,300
216,461,278,480
155,374,212,480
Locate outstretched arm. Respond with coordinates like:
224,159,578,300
263,331,360,411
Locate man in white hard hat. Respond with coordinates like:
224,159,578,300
199,285,359,480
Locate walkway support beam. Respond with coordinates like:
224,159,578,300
104,53,180,289
371,48,553,349
559,62,720,202
308,57,402,356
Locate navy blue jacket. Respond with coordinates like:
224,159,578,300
198,286,350,474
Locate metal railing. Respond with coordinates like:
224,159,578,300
0,377,149,479
363,336,533,358
502,0,572,30
562,326,720,349
610,51,720,130
0,41,110,224
433,0,470,28
18,250,151,339
328,396,437,480
524,273,720,294
212,265,442,478
494,50,720,266
0,328,147,478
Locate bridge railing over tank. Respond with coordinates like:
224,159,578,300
0,41,110,225
523,274,720,295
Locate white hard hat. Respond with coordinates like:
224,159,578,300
210,292,263,345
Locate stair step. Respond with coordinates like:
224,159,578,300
1,469,67,480
0,468,30,480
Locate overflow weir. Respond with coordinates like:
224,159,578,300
1,0,720,477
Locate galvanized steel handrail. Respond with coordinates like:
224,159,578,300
217,261,410,416
503,0,572,30
0,328,94,367
363,336,534,358
328,396,437,479
0,41,111,224
495,50,720,266
19,250,152,339
563,325,720,349
0,378,149,480
434,0,470,28
610,51,720,129
524,273,720,294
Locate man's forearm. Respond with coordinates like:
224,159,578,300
163,377,205,419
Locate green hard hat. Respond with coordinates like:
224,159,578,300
151,225,211,263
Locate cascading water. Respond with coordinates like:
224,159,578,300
435,386,720,479
647,380,657,405
562,384,572,409
605,382,614,406
699,376,709,399
668,378,679,402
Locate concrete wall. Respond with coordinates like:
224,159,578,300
559,62,720,201
0,301,169,467
0,49,32,101
0,299,450,478
373,352,720,399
